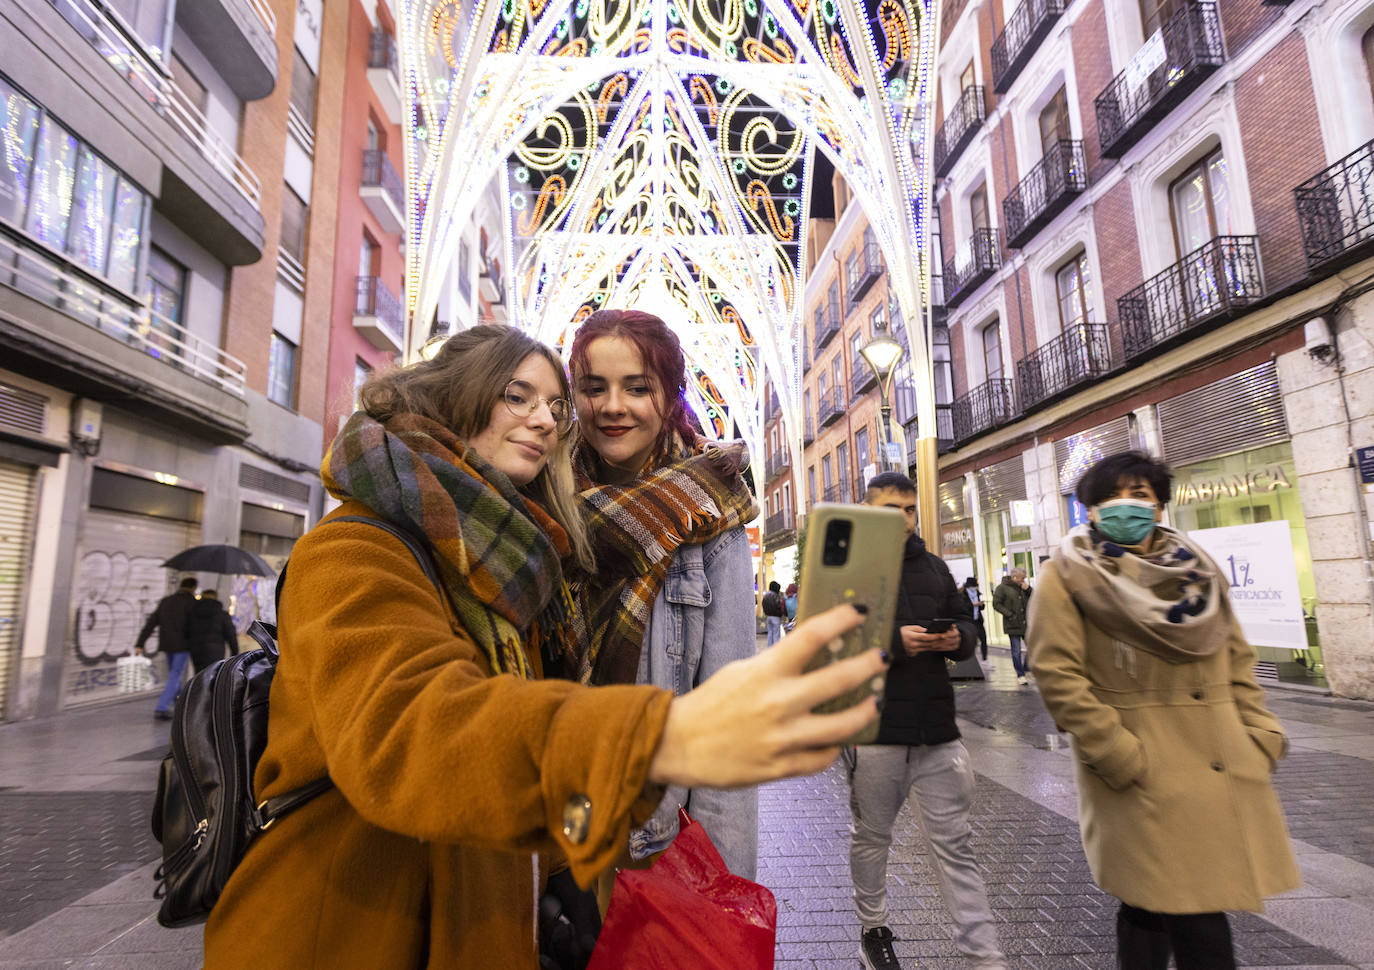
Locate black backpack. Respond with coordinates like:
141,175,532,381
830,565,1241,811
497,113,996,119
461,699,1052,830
149,515,441,927
762,590,785,618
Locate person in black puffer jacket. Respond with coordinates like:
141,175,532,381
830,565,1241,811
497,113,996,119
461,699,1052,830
847,472,1006,970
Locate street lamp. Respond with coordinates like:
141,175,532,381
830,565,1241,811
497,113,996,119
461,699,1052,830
859,334,905,472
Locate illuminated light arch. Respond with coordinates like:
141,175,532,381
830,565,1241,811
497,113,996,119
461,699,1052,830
397,0,941,502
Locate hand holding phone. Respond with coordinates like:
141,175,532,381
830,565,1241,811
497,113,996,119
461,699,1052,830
899,619,962,656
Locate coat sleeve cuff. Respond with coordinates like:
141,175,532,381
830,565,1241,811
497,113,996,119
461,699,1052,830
1246,726,1287,767
540,685,674,887
1084,728,1146,791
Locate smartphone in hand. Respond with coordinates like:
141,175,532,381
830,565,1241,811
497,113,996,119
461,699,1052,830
918,618,958,634
795,504,906,745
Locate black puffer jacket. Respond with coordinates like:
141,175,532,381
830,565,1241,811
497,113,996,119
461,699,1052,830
876,535,976,747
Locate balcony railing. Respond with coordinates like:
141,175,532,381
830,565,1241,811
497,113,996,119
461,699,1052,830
852,362,878,398
0,231,246,395
1118,236,1263,359
934,86,986,178
905,407,956,457
361,150,405,233
951,379,1018,444
1015,324,1113,410
818,388,845,427
368,28,398,73
52,0,262,210
1004,140,1087,248
354,276,405,350
849,238,884,307
816,302,842,353
943,228,1001,309
764,511,796,541
823,482,851,504
991,0,1066,93
248,0,276,34
765,448,791,480
1294,139,1374,271
803,415,815,444
1094,2,1224,158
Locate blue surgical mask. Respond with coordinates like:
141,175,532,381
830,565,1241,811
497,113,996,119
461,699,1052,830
1093,498,1157,545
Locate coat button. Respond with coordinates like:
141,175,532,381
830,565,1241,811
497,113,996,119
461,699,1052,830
562,794,592,844
1211,762,1223,772
1191,691,1204,701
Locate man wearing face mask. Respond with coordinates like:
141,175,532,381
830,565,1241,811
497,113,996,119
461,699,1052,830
1026,451,1297,970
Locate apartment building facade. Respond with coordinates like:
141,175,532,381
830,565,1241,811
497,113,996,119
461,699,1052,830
924,0,1374,698
0,0,347,720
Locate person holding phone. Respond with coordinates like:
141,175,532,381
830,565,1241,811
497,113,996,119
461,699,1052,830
846,472,1007,970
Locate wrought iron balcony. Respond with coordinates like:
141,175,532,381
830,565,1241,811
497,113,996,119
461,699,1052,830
934,86,986,178
1094,2,1224,158
765,447,791,481
1294,139,1374,271
823,482,852,504
951,379,1018,444
1118,236,1263,360
852,361,879,399
1015,324,1113,410
849,238,884,307
1003,140,1087,248
903,408,956,457
991,0,1066,93
764,511,796,544
815,302,842,353
367,29,403,124
943,229,1001,309
818,388,845,428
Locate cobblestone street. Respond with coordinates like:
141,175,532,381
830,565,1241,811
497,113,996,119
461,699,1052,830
2,647,1372,969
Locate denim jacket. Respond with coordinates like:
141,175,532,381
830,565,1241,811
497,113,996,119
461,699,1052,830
626,525,759,880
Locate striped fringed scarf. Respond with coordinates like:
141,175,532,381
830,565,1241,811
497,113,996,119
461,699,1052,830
572,434,759,686
321,411,577,679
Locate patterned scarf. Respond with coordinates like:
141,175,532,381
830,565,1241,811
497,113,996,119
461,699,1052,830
1054,523,1226,662
572,433,759,685
321,411,576,679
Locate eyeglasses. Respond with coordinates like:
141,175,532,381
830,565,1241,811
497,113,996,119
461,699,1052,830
503,380,572,434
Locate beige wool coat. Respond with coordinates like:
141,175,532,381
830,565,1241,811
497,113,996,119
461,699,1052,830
1028,554,1299,914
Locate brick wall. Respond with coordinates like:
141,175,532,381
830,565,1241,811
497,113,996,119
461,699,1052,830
1001,265,1035,362
949,319,970,398
1217,0,1283,56
987,114,1018,221
1071,0,1116,184
1233,32,1325,294
1090,180,1143,364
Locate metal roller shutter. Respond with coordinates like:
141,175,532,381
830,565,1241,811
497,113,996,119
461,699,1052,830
938,479,967,523
1054,417,1133,495
64,509,198,709
0,460,37,721
975,454,1027,513
1159,361,1288,467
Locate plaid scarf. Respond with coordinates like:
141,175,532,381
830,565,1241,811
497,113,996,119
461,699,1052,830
572,434,758,685
1055,523,1226,663
322,411,576,679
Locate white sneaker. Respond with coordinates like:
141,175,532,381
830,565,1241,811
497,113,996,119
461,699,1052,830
1017,675,1028,686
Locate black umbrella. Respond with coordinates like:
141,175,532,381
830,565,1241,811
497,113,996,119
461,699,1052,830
162,544,276,576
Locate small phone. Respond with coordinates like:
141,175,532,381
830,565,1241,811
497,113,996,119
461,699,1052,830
795,503,907,745
920,618,958,634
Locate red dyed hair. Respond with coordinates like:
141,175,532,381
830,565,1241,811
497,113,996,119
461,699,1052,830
568,309,698,446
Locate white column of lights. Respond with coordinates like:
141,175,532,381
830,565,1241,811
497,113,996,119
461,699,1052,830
394,0,939,516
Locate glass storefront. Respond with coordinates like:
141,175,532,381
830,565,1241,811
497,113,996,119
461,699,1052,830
979,508,1034,643
1167,442,1323,686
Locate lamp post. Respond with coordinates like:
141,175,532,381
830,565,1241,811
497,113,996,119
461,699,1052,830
859,334,905,472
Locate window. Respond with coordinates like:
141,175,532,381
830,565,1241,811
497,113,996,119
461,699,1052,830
1038,87,1070,156
1056,251,1095,329
827,280,839,321
1169,148,1231,257
850,331,865,379
856,426,870,470
1364,25,1374,107
1138,0,1183,38
832,356,843,397
808,466,817,504
818,372,828,399
803,388,812,424
846,248,860,293
960,59,976,91
870,304,886,334
770,425,779,455
982,321,1003,382
836,442,850,499
290,49,317,130
359,232,378,279
970,184,990,233
106,0,173,58
280,187,308,265
267,333,297,407
353,358,371,411
933,325,953,406
171,56,206,114
782,482,792,522
0,77,147,292
147,246,186,329
822,454,833,489
365,118,380,152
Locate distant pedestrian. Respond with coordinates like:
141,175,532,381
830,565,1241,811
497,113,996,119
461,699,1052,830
762,580,787,646
187,589,240,673
784,582,799,629
963,577,988,661
1029,451,1298,970
847,472,1006,970
134,576,198,720
992,569,1031,685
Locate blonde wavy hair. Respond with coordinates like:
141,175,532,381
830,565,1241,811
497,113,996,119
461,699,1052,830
358,324,593,572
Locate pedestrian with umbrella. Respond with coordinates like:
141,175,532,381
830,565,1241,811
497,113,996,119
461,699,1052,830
188,588,240,673
135,576,198,720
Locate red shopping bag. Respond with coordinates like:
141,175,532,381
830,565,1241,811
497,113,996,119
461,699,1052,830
587,808,777,970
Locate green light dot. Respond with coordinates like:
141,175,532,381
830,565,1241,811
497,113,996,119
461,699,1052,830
821,0,837,24
724,41,737,58
567,155,581,170
511,194,526,210
782,173,798,189
732,158,746,174
716,78,732,94
514,166,530,183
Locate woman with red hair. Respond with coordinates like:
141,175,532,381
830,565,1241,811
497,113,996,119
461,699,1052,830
568,308,761,885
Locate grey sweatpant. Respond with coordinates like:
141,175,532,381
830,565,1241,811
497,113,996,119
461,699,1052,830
846,740,1005,964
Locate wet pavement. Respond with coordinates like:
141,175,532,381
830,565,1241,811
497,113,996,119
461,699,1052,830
1,644,1372,969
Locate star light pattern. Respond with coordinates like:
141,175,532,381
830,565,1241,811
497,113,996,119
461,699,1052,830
396,0,940,492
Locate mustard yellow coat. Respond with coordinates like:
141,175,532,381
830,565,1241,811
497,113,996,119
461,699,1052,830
204,504,672,968
1027,558,1299,914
